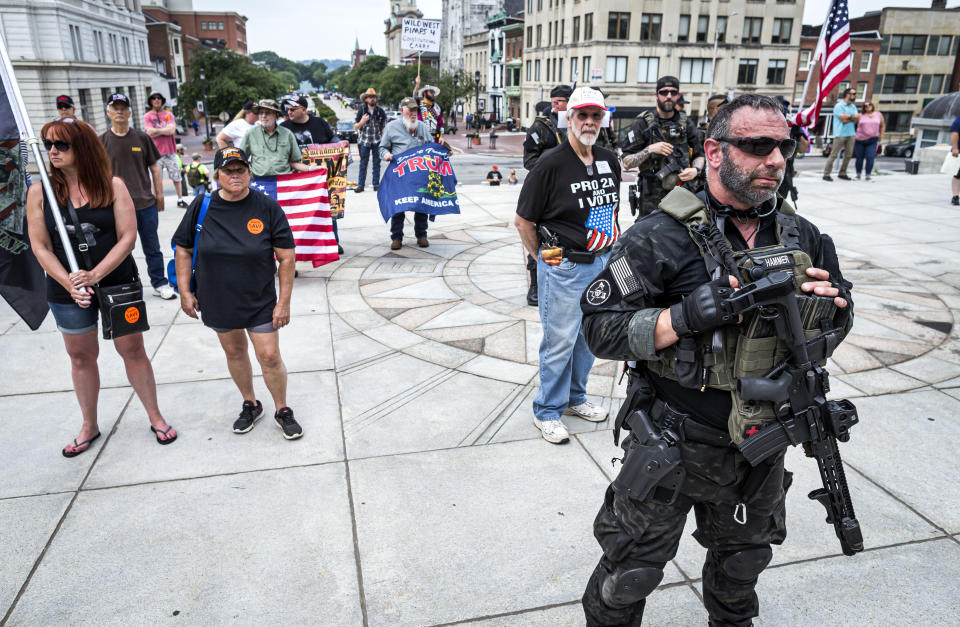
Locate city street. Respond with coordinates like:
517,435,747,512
2,169,959,625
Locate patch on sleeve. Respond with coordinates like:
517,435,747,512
627,130,635,143
530,131,539,144
585,279,612,306
609,255,641,297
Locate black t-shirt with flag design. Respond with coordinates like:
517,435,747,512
516,142,621,252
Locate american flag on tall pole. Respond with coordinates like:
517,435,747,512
251,169,339,266
794,0,852,128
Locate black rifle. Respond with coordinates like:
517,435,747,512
720,271,864,557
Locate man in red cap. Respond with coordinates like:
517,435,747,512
486,164,503,186
55,95,76,120
514,87,621,444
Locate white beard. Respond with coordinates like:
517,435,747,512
402,116,417,132
572,127,598,146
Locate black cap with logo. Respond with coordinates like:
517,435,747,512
656,76,680,91
56,95,74,108
106,93,131,107
550,85,573,99
214,146,250,170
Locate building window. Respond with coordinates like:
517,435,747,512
799,49,811,66
920,74,945,94
743,18,762,44
536,25,542,46
582,56,592,81
558,58,563,80
173,38,180,54
201,22,207,30
528,0,534,13
584,13,593,40
219,22,224,30
716,16,728,43
859,50,871,71
837,81,849,95
640,14,661,41
939,35,954,55
771,18,792,44
637,56,659,83
885,111,911,133
931,74,945,93
177,66,183,82
548,22,553,46
573,16,580,42
738,58,758,84
526,60,531,80
767,59,787,84
874,74,883,94
927,35,940,55
605,56,627,83
139,40,147,65
856,82,867,100
570,57,578,81
680,58,713,84
608,12,629,40
535,59,541,81
795,80,805,99
696,16,709,43
560,19,564,43
889,35,926,55
69,25,83,61
881,74,919,94
677,15,690,42
527,26,532,47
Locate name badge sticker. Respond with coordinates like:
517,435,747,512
596,160,612,174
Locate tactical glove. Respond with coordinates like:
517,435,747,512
669,277,738,337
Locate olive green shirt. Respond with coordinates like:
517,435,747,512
239,124,302,176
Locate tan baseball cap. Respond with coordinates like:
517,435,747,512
568,87,607,111
399,97,418,110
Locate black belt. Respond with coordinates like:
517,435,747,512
650,399,731,447
562,246,612,263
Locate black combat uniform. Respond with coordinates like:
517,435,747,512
578,187,853,626
777,122,808,204
621,110,703,218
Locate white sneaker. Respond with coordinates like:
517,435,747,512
154,284,176,300
533,417,570,444
565,400,608,422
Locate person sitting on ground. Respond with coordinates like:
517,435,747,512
486,164,503,186
173,147,302,440
27,117,177,456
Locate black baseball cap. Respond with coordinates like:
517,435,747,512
676,95,688,105
106,93,131,107
657,76,680,91
214,146,250,169
550,85,573,99
56,95,74,108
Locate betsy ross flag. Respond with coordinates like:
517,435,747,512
251,170,339,266
794,0,851,128
584,203,619,252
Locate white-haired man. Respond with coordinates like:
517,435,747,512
513,87,621,443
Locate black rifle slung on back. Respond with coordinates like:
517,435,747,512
720,271,864,556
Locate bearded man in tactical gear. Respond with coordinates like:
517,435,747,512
621,76,705,219
580,94,854,626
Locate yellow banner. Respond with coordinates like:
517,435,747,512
302,141,350,219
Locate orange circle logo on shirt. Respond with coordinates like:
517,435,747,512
247,218,264,234
124,307,140,324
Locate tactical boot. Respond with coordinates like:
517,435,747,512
952,196,959,206
527,266,538,306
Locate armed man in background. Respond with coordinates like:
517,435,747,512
579,94,855,626
776,96,810,206
621,76,704,220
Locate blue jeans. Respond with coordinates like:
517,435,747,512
357,143,381,188
854,137,878,176
533,252,609,421
135,204,168,288
192,184,207,197
390,212,428,240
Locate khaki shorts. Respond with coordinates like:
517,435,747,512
157,153,182,182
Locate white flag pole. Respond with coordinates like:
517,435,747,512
0,31,80,274
796,1,837,126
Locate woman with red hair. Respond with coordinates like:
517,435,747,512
26,118,177,457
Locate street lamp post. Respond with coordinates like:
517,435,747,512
474,70,481,130
199,68,210,139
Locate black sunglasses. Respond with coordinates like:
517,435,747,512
56,104,73,109
658,89,679,97
718,136,797,159
43,139,71,151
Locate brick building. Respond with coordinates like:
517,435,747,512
793,27,881,139
142,0,248,80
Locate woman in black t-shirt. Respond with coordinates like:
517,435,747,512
26,117,177,457
173,147,302,440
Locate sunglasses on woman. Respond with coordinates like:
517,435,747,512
43,139,71,151
718,136,797,159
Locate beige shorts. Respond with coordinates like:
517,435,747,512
157,153,182,182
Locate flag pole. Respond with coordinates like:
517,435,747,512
795,0,837,127
0,32,79,274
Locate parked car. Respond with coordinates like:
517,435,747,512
336,120,358,143
385,109,400,121
883,138,915,159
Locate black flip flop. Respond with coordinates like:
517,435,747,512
150,425,178,445
62,432,101,458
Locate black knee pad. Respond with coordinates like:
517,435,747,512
721,547,772,582
600,565,663,608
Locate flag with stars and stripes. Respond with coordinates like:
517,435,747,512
251,169,339,266
795,0,851,128
583,202,619,252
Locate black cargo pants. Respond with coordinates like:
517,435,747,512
582,419,792,626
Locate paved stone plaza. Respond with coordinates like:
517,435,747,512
1,172,959,625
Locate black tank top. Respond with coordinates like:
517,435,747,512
42,196,139,304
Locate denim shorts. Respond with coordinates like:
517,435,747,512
48,301,99,335
207,321,276,334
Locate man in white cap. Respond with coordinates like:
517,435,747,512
413,76,444,142
514,87,622,443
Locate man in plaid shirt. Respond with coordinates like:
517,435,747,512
354,88,387,193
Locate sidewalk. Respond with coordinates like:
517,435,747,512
1,172,958,625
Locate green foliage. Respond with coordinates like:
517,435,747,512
174,49,286,121
275,70,299,92
333,57,464,113
310,96,339,126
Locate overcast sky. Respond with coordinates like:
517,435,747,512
194,0,959,61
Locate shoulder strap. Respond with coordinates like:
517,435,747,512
775,205,801,247
639,110,656,126
658,187,708,225
65,200,96,271
191,193,212,271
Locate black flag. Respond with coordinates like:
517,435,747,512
0,67,48,330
